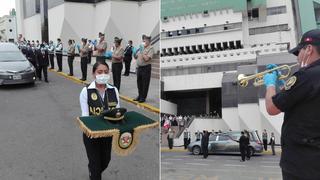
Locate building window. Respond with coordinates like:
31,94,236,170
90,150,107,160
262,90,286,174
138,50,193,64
8,19,11,23
9,29,12,32
249,24,289,35
267,6,287,16
252,8,259,18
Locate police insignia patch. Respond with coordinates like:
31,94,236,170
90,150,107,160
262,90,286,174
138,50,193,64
284,76,297,90
119,132,133,149
91,93,98,101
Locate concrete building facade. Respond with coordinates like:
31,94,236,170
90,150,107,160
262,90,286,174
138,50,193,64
15,0,160,52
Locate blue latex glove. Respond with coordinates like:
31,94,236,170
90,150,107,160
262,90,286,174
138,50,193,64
263,71,278,87
266,64,277,70
266,64,285,88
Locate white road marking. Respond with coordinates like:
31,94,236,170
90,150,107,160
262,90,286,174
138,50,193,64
161,162,173,165
260,165,279,168
224,164,246,167
172,155,190,158
185,163,209,166
260,161,279,164
166,158,183,161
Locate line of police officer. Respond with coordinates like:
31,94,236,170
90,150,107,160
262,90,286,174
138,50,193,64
21,41,50,82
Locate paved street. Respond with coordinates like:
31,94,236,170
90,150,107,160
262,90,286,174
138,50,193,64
161,152,282,180
0,71,159,180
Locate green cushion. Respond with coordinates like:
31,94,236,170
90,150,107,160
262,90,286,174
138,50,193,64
79,111,156,134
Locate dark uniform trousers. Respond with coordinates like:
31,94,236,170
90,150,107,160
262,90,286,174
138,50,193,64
112,63,123,91
263,139,268,151
246,145,251,159
49,54,54,69
37,65,48,80
83,134,112,180
137,64,151,100
56,53,63,71
183,138,188,149
67,55,74,75
88,50,92,64
202,145,208,158
123,56,132,75
282,170,316,180
81,57,88,80
167,138,173,149
240,146,246,161
96,56,105,64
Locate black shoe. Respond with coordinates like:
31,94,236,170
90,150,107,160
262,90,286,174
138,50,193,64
68,74,73,76
138,99,145,103
38,78,42,81
57,70,62,72
45,79,49,83
80,78,86,81
240,160,245,162
133,97,140,101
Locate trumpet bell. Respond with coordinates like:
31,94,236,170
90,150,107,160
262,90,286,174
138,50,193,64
237,74,249,87
237,74,246,81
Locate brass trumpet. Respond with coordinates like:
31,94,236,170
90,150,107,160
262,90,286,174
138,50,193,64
238,63,299,87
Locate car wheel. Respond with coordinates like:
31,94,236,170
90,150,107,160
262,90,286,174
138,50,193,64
192,146,201,155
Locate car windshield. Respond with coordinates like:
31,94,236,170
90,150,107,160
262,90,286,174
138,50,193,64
0,51,26,62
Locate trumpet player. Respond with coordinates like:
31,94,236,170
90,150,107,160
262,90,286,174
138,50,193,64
263,29,320,180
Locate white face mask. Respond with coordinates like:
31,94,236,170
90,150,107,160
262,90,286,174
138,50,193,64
142,41,146,47
95,74,110,84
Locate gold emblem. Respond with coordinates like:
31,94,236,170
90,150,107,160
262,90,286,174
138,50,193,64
91,93,98,101
284,76,297,90
119,132,133,149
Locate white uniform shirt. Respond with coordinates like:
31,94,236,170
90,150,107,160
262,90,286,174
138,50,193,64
79,81,120,116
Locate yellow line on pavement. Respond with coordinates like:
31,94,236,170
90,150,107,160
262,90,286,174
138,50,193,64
49,69,160,114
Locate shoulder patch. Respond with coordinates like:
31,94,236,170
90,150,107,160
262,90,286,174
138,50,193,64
284,76,297,90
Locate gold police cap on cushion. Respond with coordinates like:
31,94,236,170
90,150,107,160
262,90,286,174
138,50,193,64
103,108,127,122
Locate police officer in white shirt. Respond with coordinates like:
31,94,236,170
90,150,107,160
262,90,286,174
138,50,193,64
55,38,63,72
48,40,55,69
79,61,120,180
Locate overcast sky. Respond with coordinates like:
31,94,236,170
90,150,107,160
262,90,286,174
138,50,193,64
0,0,15,17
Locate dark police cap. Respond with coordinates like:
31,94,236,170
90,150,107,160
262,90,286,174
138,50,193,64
142,34,151,40
103,108,127,122
289,29,320,56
